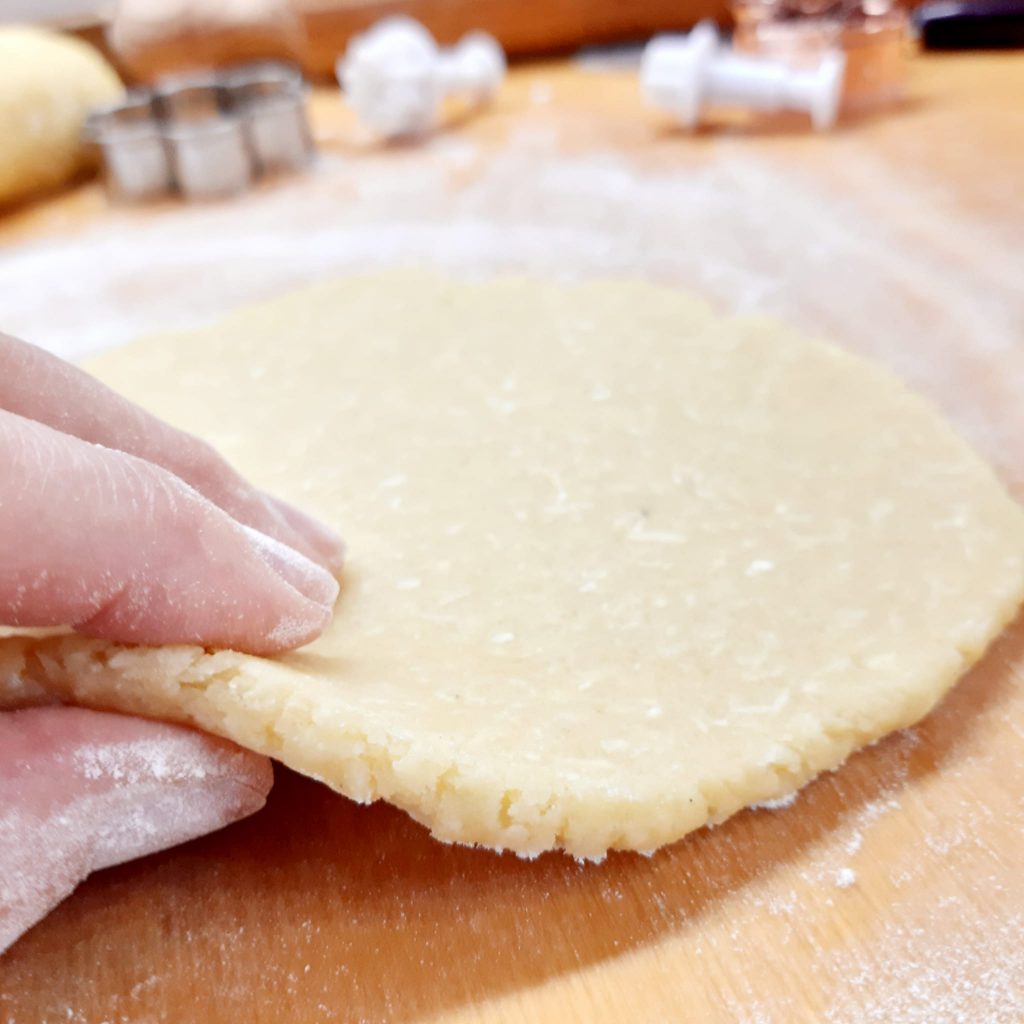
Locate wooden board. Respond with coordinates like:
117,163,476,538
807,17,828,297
2,53,1024,1022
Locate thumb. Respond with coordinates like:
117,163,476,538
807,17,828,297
0,706,272,955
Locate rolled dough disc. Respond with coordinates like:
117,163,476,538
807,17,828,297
0,27,122,207
3,274,1023,858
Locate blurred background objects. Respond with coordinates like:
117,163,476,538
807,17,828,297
4,0,1022,209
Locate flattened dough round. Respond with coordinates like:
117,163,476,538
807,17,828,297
3,274,1023,857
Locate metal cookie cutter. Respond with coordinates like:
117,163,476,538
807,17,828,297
222,62,314,175
155,74,252,199
84,61,315,202
83,92,172,202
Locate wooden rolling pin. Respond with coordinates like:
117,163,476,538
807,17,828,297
78,0,728,82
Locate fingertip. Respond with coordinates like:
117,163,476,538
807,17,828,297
241,593,335,656
262,494,346,575
240,525,340,609
204,520,339,654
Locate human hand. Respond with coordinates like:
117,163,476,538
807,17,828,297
0,332,343,953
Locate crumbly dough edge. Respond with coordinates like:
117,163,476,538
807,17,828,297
1,575,1019,860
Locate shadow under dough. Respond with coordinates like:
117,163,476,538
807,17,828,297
2,607,1021,1023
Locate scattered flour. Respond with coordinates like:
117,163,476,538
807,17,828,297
823,910,1024,1024
751,791,799,811
74,735,212,785
833,867,856,889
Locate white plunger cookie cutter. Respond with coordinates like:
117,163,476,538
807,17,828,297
641,21,846,132
337,16,506,140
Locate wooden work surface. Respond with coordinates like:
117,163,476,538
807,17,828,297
2,53,1024,1023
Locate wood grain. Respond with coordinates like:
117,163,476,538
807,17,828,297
1,53,1024,1023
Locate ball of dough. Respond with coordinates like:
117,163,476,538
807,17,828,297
0,27,123,207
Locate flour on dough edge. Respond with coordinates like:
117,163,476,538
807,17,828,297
0,588,1017,861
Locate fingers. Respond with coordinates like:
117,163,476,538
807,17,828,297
0,409,338,654
0,706,272,955
0,333,344,574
